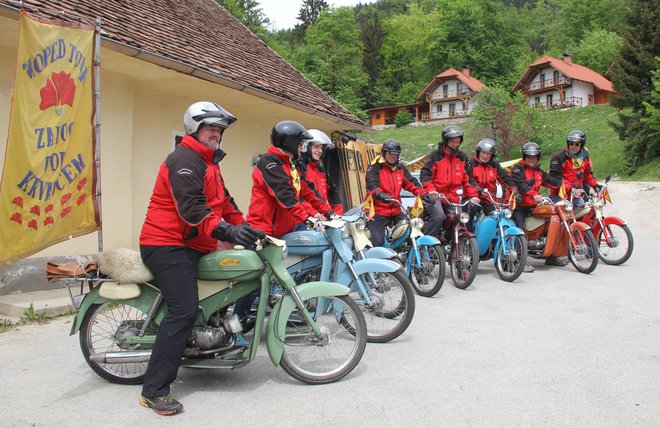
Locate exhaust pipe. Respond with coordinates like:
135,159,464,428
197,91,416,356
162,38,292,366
89,351,152,364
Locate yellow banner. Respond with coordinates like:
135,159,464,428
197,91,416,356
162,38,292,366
0,11,98,266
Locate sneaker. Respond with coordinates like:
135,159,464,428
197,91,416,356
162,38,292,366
234,333,249,347
140,394,183,416
523,264,535,273
545,256,568,267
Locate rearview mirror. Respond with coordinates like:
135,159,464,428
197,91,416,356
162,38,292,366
456,188,463,197
605,174,611,184
495,183,503,199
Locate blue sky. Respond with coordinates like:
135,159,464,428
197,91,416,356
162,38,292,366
259,0,378,30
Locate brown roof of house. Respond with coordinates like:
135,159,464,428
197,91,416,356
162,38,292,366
417,68,487,101
0,0,365,128
513,56,614,93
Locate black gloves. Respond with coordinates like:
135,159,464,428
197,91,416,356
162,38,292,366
576,171,583,180
593,184,603,193
373,192,396,204
421,194,434,205
212,222,266,249
475,186,484,196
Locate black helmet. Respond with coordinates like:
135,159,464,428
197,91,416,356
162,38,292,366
441,125,464,145
566,129,586,146
475,138,497,158
522,141,541,158
382,140,401,165
271,120,313,159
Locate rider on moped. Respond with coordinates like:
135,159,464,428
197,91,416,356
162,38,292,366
365,140,431,246
297,129,344,215
469,138,520,218
509,141,563,271
419,125,480,236
549,129,603,207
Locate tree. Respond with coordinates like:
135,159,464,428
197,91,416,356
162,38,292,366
357,8,386,108
609,0,660,174
571,28,623,75
215,0,270,38
394,108,413,128
298,0,329,27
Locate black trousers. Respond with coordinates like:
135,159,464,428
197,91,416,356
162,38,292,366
140,245,205,398
368,213,405,247
512,206,534,230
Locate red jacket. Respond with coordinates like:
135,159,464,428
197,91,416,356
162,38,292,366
469,157,516,205
297,157,344,215
419,146,478,203
549,147,598,197
509,160,562,207
140,135,245,252
247,146,331,237
365,158,425,217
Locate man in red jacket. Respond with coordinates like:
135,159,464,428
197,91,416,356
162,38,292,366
365,140,430,246
420,125,480,237
297,129,344,215
139,101,264,415
247,120,333,238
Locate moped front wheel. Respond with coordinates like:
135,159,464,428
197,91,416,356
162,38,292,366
597,224,634,265
495,235,528,282
450,236,479,289
280,295,366,385
79,303,156,385
568,229,599,274
354,268,415,343
409,244,445,297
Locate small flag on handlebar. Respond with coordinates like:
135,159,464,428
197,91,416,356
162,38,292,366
411,196,424,218
558,182,568,200
363,193,376,220
508,191,516,210
603,187,611,203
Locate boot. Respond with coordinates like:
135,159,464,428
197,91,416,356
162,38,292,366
545,256,568,266
523,263,535,273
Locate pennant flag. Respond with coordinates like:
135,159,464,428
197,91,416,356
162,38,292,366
0,11,98,266
362,193,376,220
410,195,424,218
558,182,568,200
500,158,521,174
508,191,517,210
602,187,612,203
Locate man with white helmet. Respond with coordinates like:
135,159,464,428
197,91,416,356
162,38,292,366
139,101,265,415
297,129,344,215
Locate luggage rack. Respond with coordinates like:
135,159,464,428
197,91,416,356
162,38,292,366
46,261,113,311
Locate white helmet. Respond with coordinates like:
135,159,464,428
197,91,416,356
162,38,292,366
302,129,334,153
183,101,236,135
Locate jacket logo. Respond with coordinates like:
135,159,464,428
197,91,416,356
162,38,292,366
177,168,193,175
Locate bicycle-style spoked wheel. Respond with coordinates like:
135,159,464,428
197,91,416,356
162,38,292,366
495,234,527,282
279,295,366,385
597,223,634,265
568,229,599,273
79,303,156,385
354,268,415,343
450,236,479,289
409,244,445,297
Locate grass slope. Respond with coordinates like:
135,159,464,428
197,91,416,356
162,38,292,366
358,105,658,182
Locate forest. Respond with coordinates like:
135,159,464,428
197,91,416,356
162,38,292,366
217,0,658,175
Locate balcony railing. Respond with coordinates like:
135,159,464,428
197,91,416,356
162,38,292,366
427,109,471,120
430,88,475,100
532,96,583,109
525,76,570,92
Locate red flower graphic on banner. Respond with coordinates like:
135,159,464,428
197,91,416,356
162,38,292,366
10,213,23,225
27,219,38,230
30,205,41,215
45,204,54,213
61,193,72,205
12,196,24,208
76,193,87,206
77,177,87,191
39,71,76,111
61,206,71,218
44,216,54,226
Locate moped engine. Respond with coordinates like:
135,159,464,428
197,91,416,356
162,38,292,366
527,237,546,255
188,326,227,350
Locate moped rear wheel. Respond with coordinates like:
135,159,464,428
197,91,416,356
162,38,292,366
280,295,366,385
355,268,415,343
568,229,599,274
409,244,445,297
597,224,634,265
495,235,528,282
79,303,156,385
450,236,479,289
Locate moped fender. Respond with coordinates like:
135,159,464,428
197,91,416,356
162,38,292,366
503,226,525,236
475,216,497,255
415,235,440,246
591,216,627,236
363,246,397,260
69,283,161,335
266,281,349,366
569,221,591,232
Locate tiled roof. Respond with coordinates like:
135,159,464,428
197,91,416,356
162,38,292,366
417,68,487,101
0,0,365,128
513,56,614,92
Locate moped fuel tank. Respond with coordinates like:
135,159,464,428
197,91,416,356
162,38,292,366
198,249,264,281
282,230,330,256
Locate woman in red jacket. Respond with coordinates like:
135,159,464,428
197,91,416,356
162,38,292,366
469,138,519,217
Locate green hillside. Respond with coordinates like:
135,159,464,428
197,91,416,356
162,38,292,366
358,105,658,182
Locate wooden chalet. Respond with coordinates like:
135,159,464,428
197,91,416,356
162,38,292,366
416,68,487,121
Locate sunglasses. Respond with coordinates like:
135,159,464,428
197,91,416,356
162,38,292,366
568,142,582,147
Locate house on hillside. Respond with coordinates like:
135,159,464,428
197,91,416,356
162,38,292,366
513,54,614,109
366,68,487,127
417,68,487,121
0,0,365,293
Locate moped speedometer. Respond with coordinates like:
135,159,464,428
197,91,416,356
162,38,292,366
355,217,367,231
459,212,470,224
565,201,573,211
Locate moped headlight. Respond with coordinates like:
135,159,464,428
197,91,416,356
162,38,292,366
504,209,513,219
355,217,367,231
592,200,602,209
341,224,351,239
410,217,425,229
565,201,573,211
459,212,470,224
